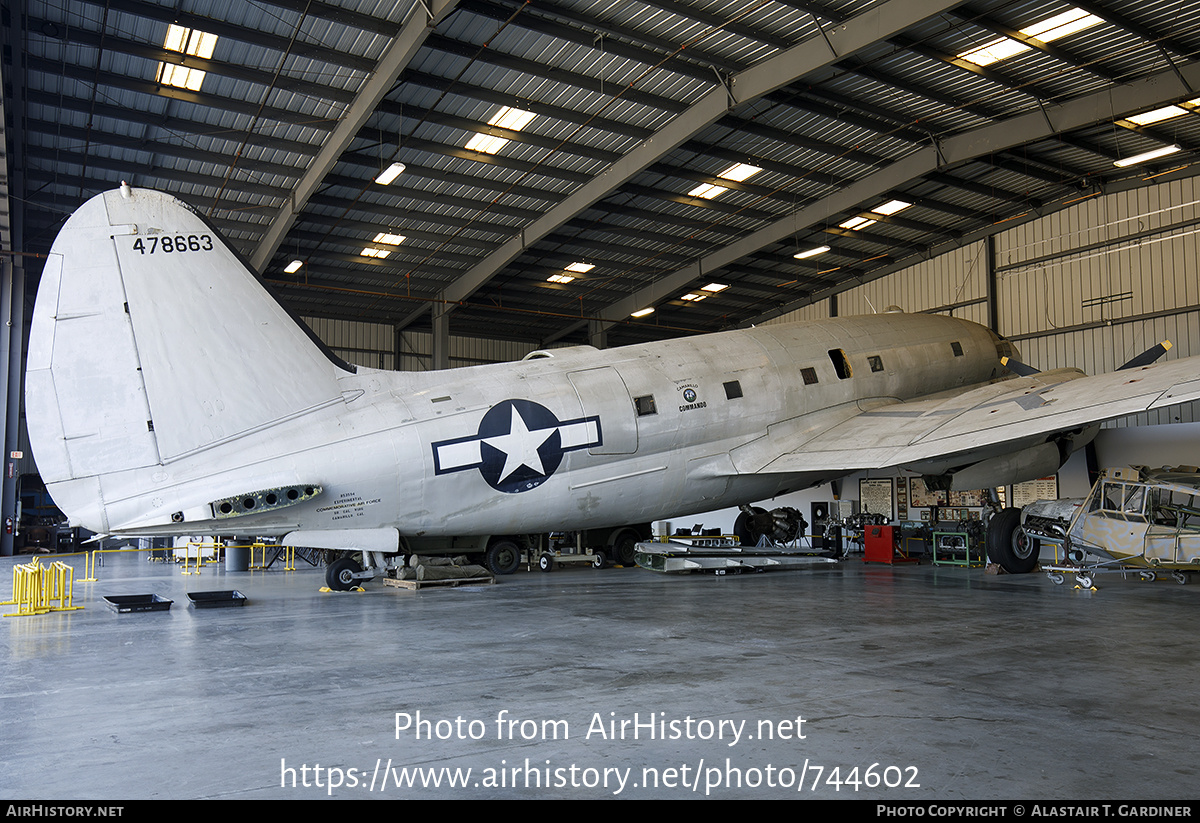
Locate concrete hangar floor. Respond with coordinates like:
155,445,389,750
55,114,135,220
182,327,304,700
1,549,1197,801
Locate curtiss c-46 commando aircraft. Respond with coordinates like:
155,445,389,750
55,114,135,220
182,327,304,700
24,188,1200,588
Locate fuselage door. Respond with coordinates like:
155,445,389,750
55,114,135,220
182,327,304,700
568,367,637,454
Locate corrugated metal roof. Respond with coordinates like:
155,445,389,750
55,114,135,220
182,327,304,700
9,0,1200,347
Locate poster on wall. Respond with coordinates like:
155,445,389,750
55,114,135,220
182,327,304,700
859,478,894,521
949,488,988,507
909,476,947,508
1012,476,1059,508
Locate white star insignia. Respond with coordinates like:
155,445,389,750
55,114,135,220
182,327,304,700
483,404,557,482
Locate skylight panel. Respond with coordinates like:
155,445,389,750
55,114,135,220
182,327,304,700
1124,106,1189,126
465,107,535,155
957,7,1101,67
157,24,217,91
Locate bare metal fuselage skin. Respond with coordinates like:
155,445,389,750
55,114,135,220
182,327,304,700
29,188,1200,553
35,303,1001,541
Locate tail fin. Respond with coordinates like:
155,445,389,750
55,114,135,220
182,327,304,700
26,186,348,487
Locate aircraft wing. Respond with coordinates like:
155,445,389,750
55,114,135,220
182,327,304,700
734,355,1200,475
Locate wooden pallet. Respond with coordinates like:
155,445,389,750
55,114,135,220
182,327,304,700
382,574,495,590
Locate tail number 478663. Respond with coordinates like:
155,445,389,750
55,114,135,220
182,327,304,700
131,235,213,254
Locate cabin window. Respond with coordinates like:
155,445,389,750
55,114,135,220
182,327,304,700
800,367,818,385
828,349,852,379
868,355,884,373
634,395,657,416
723,380,743,399
951,341,964,357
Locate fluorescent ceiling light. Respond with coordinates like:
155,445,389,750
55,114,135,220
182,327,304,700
284,260,303,274
872,199,912,216
374,162,406,185
465,106,535,155
839,216,877,230
547,274,575,284
1113,145,1181,167
701,283,728,293
688,183,728,199
680,293,707,302
360,247,391,259
157,24,217,91
372,232,405,245
794,245,830,260
565,262,594,273
718,163,762,182
957,7,1101,67
1124,106,1189,126
631,307,655,318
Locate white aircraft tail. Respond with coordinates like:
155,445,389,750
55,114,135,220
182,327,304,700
26,187,350,486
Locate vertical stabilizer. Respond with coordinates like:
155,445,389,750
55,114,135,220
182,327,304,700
26,188,347,487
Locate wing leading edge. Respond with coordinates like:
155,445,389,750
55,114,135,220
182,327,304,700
737,356,1200,477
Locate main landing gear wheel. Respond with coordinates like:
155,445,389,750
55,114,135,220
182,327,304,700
326,555,362,591
485,540,522,575
610,530,639,566
985,507,1039,574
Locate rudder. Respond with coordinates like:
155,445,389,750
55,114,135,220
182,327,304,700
26,187,347,487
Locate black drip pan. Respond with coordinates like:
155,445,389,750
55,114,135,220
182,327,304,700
103,594,173,613
186,590,247,609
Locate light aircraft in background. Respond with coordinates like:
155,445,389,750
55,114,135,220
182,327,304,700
24,187,1200,587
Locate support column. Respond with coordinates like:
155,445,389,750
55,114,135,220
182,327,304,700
431,301,450,371
986,235,999,333
0,258,22,557
588,318,608,349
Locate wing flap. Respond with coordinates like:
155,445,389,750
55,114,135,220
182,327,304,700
748,356,1200,475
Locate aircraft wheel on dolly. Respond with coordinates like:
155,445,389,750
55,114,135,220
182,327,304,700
1139,571,1157,582
1047,572,1064,586
1172,571,1189,585
1076,574,1094,589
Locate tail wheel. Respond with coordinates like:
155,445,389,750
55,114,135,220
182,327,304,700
985,507,1039,574
326,555,362,591
485,539,522,575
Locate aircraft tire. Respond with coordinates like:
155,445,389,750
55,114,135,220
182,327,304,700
538,553,554,572
610,529,640,566
326,555,362,591
485,539,522,575
985,507,1039,574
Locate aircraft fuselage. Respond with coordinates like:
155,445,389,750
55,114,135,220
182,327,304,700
69,311,1002,540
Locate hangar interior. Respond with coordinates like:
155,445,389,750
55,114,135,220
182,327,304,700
2,0,1200,801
